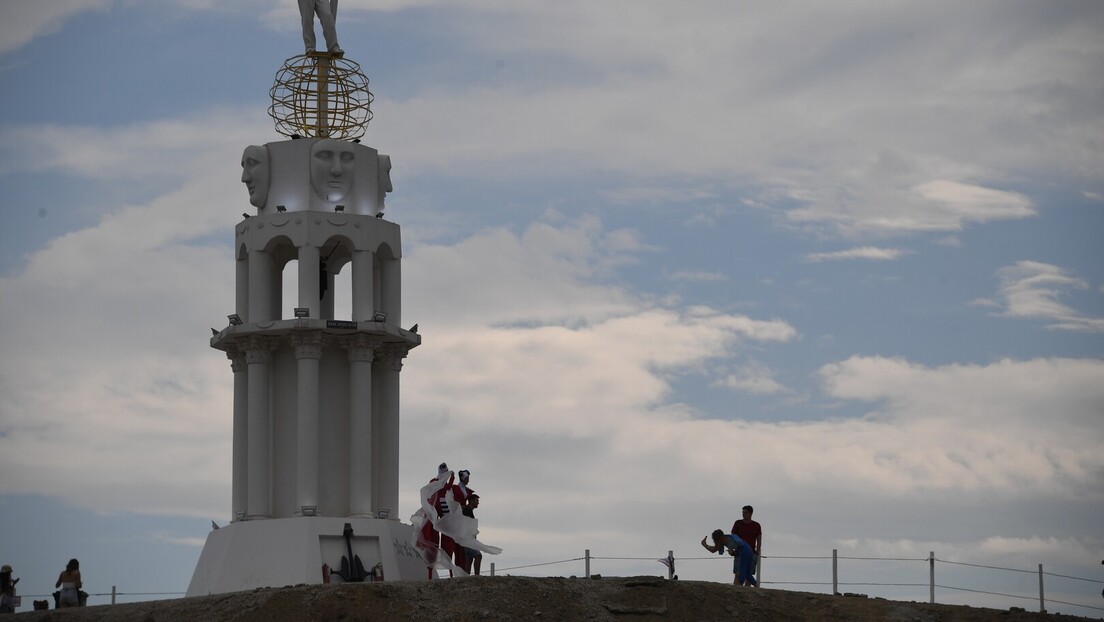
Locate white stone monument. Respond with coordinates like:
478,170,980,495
188,32,426,595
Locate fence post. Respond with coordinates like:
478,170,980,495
757,545,763,586
489,562,495,577
1038,563,1045,613
667,550,675,580
929,552,935,604
585,549,591,578
832,549,838,595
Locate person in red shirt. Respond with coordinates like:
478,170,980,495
731,505,761,586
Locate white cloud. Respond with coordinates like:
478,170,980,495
361,3,1099,238
992,261,1104,332
715,361,787,395
664,269,728,282
805,246,908,262
813,356,1104,493
0,112,259,517
0,110,268,183
0,0,111,55
913,180,1035,225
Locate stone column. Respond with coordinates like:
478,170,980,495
298,245,321,319
248,249,272,322
351,249,374,321
346,335,379,516
244,337,275,519
375,345,407,517
229,350,248,521
380,257,401,327
235,255,249,323
291,332,323,515
270,261,282,320
321,263,336,320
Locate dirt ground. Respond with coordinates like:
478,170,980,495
11,575,1095,622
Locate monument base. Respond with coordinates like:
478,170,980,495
186,516,428,596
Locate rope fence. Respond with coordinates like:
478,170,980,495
487,549,1104,617
13,549,1102,616
17,587,186,606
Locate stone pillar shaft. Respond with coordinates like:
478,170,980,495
375,346,406,516
248,250,272,322
298,245,322,319
351,249,374,321
245,339,273,519
347,336,377,516
381,258,401,327
292,333,323,514
235,256,249,322
230,353,248,521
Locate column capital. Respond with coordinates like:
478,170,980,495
226,348,246,373
376,344,409,371
243,336,277,364
344,334,381,363
290,332,325,359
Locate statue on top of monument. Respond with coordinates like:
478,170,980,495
299,0,343,56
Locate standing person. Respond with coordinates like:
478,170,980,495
55,559,82,608
456,470,474,504
460,494,483,575
701,529,757,587
732,505,762,586
298,0,343,55
0,565,18,614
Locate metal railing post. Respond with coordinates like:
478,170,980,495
585,549,591,578
929,552,935,604
489,562,495,577
757,546,762,586
667,550,675,580
1038,563,1045,613
832,549,838,595
111,585,117,605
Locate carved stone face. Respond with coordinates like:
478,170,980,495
377,154,393,209
240,145,269,208
310,139,356,203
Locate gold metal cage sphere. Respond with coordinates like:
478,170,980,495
269,54,373,140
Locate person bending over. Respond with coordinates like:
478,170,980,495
701,529,757,587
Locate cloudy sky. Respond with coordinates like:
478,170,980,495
1,0,1102,615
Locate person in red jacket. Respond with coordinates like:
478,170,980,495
731,505,761,586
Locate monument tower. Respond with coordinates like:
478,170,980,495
188,5,426,594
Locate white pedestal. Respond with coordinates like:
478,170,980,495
186,516,428,596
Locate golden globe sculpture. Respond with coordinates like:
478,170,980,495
268,53,373,140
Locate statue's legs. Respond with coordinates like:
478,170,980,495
299,0,342,53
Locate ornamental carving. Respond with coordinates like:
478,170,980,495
375,345,409,371
227,348,246,373
290,332,325,359
243,336,277,364
344,334,380,363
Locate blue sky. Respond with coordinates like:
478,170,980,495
1,0,1102,615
